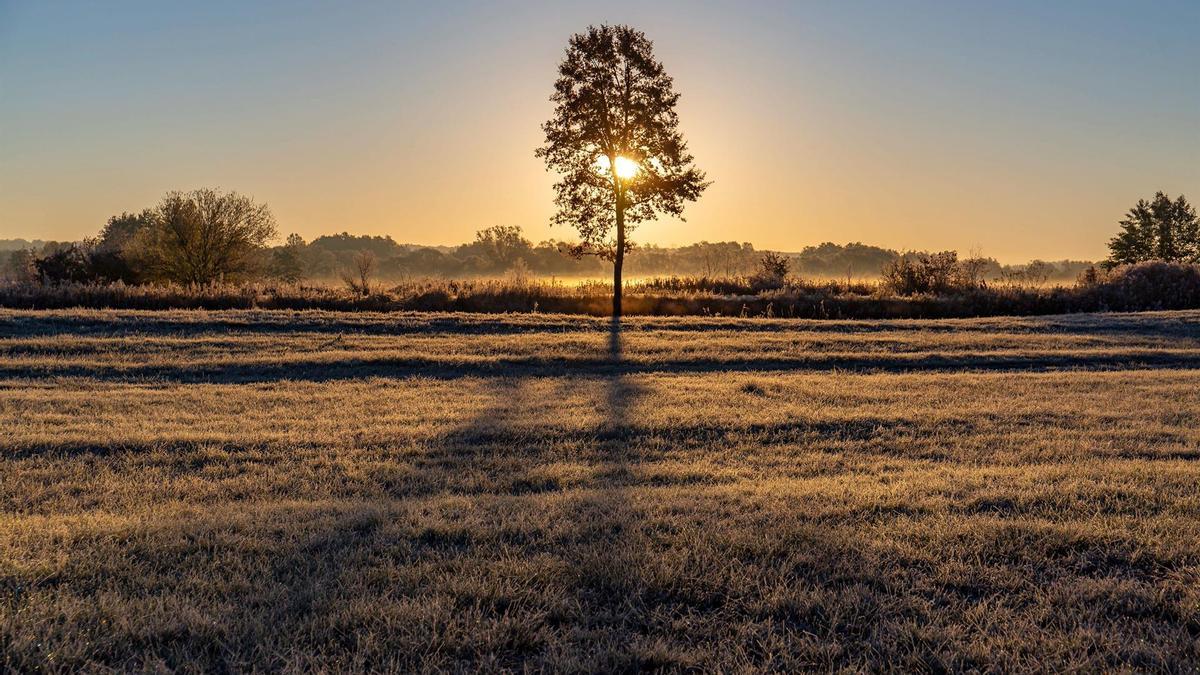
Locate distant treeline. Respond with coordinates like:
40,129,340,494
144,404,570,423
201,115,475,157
3,261,1198,320
6,188,1194,290
0,239,50,252
0,228,1093,285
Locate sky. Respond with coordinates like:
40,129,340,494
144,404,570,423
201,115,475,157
1,0,1197,262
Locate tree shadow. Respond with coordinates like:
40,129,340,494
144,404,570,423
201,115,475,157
374,315,656,666
545,317,663,667
12,316,1197,670
23,350,1200,383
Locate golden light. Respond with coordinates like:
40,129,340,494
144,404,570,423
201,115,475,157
595,155,639,180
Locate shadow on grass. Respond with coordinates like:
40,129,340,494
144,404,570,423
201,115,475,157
544,317,668,669
13,350,1200,384
7,309,1200,339
8,319,1200,671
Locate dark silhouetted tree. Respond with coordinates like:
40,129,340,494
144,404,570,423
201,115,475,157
33,244,94,284
1108,192,1199,267
92,210,155,282
270,233,307,282
134,189,278,284
537,24,708,317
457,226,533,272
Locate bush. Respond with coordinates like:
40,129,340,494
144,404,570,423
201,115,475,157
341,250,377,296
1092,261,1200,311
881,251,1000,296
750,252,790,291
33,245,96,284
882,251,960,295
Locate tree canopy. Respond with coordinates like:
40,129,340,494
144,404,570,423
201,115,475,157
134,189,278,284
1108,192,1199,267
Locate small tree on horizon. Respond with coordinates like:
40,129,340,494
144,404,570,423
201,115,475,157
461,225,533,272
1107,192,1199,267
341,249,377,296
752,251,790,290
270,233,307,283
537,24,709,317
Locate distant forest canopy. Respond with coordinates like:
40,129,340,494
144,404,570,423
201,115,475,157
0,227,1095,284
0,239,50,252
0,229,1095,284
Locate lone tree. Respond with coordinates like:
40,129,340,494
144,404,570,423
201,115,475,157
537,24,708,317
134,188,278,284
1108,192,1199,267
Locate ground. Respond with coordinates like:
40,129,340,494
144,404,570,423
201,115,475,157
2,309,1199,672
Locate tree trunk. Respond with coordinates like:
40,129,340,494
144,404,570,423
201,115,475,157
613,201,624,318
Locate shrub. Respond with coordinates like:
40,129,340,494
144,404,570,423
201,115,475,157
341,250,377,296
33,245,96,284
1077,265,1102,288
1092,261,1200,311
955,256,992,290
882,251,960,295
750,252,790,291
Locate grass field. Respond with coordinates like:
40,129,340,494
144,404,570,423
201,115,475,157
3,308,1200,671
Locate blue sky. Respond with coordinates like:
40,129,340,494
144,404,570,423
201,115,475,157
2,0,1197,260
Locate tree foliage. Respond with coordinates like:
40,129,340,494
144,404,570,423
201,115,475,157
1108,192,1199,267
269,234,307,282
751,251,790,290
133,189,278,284
537,24,708,315
793,242,901,278
458,226,533,272
33,244,95,284
90,210,156,282
308,233,404,258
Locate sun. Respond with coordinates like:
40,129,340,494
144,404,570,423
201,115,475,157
595,155,639,180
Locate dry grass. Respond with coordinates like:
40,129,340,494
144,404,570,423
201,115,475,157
3,309,1200,671
6,260,1200,319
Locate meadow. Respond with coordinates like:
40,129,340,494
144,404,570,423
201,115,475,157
4,259,1199,321
3,308,1200,671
